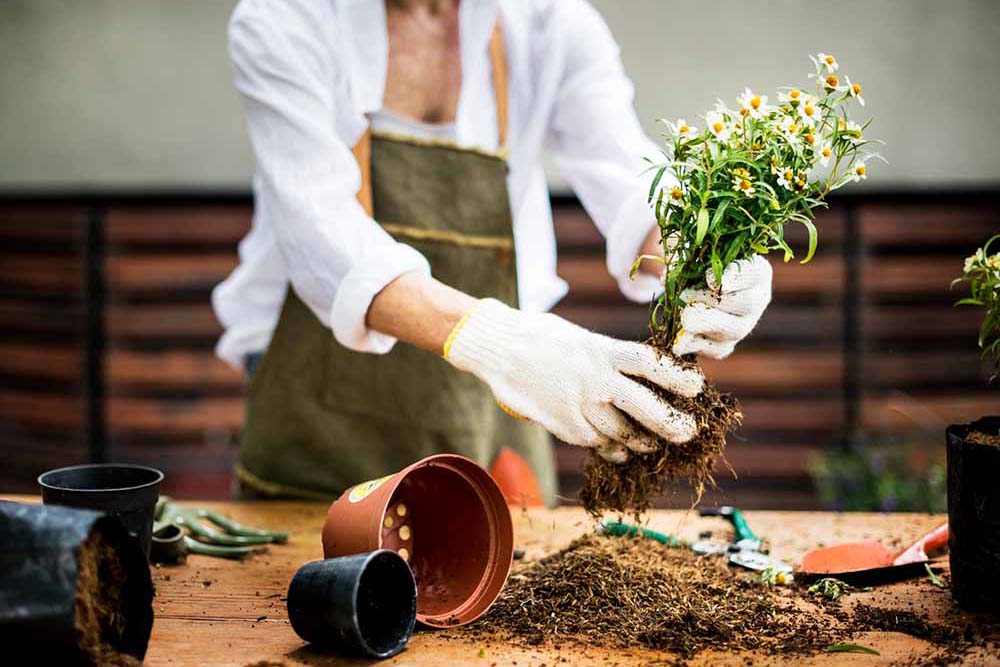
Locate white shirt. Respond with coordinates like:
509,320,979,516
212,0,670,368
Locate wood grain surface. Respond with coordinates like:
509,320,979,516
4,498,988,666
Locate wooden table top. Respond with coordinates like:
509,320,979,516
5,497,995,666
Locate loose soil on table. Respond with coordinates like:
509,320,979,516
967,429,1000,447
474,534,996,662
579,353,741,517
74,530,142,667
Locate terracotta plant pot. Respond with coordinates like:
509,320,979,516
322,454,513,628
946,416,1000,611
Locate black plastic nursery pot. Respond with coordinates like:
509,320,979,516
0,501,155,666
287,550,417,659
39,463,163,558
946,416,1000,611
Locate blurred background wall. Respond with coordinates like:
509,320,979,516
1,0,998,507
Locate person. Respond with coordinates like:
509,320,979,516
212,0,773,504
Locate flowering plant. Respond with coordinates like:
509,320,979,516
953,235,1000,380
640,53,883,346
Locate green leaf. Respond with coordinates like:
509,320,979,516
648,166,667,204
711,247,724,286
695,207,710,247
710,200,731,237
924,563,947,588
797,216,818,264
826,644,880,656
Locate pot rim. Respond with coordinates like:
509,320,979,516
38,463,164,493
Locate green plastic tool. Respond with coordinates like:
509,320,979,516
597,521,687,547
152,498,289,561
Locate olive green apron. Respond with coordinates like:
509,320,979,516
235,26,556,504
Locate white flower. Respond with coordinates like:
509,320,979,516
667,184,686,203
850,161,868,182
823,73,842,92
776,167,796,191
817,53,839,73
964,254,977,274
737,88,768,119
668,117,697,139
988,254,1000,269
845,76,865,106
777,117,802,145
817,140,834,167
797,95,820,127
780,88,805,106
844,120,864,144
732,168,755,196
706,111,731,141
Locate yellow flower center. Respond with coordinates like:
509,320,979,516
805,133,815,145
740,107,749,117
713,122,724,133
825,75,839,89
789,90,801,100
822,147,832,158
750,95,762,109
824,55,836,66
804,105,815,117
740,179,752,191
679,124,689,134
852,83,862,95
788,123,799,134
670,187,683,200
838,118,847,130
783,169,794,180
856,165,866,176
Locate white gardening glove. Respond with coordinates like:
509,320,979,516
672,255,772,360
445,299,703,463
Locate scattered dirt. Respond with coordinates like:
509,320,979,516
966,429,1000,447
579,355,741,517
473,534,997,663
74,529,142,667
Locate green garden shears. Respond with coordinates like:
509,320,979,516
151,497,288,562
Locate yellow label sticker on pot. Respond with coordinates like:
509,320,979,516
347,474,393,503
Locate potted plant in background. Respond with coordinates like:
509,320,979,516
946,235,1000,610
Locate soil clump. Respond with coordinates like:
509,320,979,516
580,353,741,517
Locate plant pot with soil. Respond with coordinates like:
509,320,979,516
946,236,1000,611
581,55,883,516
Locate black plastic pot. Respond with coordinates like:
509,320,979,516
39,463,163,558
946,416,1000,611
0,501,154,664
287,550,417,659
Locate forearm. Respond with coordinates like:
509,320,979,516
366,271,477,353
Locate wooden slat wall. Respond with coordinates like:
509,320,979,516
0,205,89,491
0,195,996,507
104,205,248,499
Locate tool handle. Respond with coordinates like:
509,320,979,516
699,506,759,544
893,522,948,565
600,521,684,547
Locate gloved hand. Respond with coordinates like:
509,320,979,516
673,255,772,359
445,298,703,463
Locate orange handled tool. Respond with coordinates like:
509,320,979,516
800,522,948,582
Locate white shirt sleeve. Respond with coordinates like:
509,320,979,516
546,0,674,303
229,3,430,354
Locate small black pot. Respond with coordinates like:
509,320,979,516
946,416,1000,611
0,501,154,664
287,550,417,659
39,463,163,558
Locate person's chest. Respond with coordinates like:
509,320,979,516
383,3,462,123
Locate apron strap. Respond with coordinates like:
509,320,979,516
350,20,509,218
